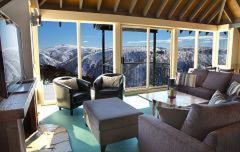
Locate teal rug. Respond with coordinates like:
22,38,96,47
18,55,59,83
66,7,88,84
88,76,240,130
40,98,152,152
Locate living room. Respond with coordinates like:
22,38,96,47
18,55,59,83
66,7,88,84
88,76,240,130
0,0,240,152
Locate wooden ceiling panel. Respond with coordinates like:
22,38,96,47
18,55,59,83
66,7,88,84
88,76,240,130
38,0,240,25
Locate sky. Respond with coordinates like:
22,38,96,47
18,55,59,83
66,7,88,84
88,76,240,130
38,21,228,50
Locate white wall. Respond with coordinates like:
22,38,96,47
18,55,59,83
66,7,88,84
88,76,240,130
1,0,33,79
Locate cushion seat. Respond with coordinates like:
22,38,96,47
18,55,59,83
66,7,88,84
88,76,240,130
188,87,215,100
98,87,120,95
72,92,90,105
84,98,143,131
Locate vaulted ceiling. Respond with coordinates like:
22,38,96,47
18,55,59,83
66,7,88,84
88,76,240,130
38,0,240,25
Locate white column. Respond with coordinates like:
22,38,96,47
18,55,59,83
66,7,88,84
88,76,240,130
77,21,82,78
194,30,199,69
146,28,151,88
212,31,219,67
170,29,178,79
113,23,122,73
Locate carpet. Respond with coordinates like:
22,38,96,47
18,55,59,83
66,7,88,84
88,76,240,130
40,96,152,152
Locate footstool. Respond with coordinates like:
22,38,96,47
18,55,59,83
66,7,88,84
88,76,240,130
83,97,143,152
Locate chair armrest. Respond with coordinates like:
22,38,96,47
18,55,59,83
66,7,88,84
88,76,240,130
203,122,240,152
93,76,102,90
76,79,91,92
53,82,71,107
138,115,214,152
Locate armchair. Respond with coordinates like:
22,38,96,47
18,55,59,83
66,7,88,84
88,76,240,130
53,76,91,115
93,73,124,99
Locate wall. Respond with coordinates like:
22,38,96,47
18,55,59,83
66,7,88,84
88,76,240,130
1,0,33,79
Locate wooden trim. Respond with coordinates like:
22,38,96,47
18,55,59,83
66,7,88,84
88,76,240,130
224,6,234,23
143,0,154,16
156,0,169,18
40,9,218,31
189,0,208,21
129,0,138,14
207,6,221,24
217,0,226,24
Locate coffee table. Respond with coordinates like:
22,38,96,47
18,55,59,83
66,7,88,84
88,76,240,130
139,91,208,115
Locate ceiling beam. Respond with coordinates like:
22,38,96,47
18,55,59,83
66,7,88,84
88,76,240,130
230,22,240,28
39,0,47,6
168,0,183,19
236,0,240,6
97,0,102,11
207,5,221,23
60,0,63,9
179,0,195,20
223,5,234,23
143,0,154,16
198,0,216,23
129,0,138,14
79,0,83,10
217,0,226,24
113,0,120,13
189,0,208,21
156,0,169,18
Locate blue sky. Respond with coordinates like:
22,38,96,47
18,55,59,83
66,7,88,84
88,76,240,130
38,21,227,50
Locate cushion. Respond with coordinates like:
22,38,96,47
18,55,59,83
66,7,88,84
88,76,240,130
227,81,240,96
83,98,143,131
177,85,191,93
72,92,90,104
208,90,226,105
156,107,189,129
60,78,79,90
188,87,215,100
192,69,209,87
181,102,240,141
184,74,197,87
176,73,186,86
102,75,121,88
202,71,232,92
98,87,120,95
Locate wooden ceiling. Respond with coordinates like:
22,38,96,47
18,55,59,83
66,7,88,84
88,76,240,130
38,0,240,25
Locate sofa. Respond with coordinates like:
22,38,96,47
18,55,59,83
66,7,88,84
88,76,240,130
138,102,240,152
177,69,240,100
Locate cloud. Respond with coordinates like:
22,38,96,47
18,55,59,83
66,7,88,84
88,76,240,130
83,40,88,43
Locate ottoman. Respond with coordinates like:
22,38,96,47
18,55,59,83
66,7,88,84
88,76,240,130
83,97,143,152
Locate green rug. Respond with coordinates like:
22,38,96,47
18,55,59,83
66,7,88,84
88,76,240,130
40,99,152,152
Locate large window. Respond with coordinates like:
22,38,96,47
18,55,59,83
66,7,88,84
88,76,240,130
150,29,171,86
198,32,213,69
38,21,77,101
218,32,228,65
81,23,113,83
122,27,147,88
177,30,195,72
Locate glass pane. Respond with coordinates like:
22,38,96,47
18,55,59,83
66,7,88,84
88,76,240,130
81,23,113,83
177,30,195,72
122,27,147,88
218,32,228,65
198,32,213,69
38,21,77,101
150,29,171,86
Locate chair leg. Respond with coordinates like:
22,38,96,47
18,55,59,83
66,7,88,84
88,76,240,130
100,145,106,152
70,109,73,116
59,107,62,110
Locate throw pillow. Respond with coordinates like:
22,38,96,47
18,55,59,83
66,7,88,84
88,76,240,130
181,102,240,141
227,81,240,96
102,75,121,88
176,73,186,86
184,74,197,87
208,90,226,105
61,78,79,90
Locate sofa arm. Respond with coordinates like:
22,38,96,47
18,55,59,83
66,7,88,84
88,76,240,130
138,115,214,152
76,79,91,92
53,82,71,108
203,122,240,152
93,76,102,91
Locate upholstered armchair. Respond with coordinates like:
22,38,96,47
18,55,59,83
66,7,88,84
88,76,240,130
53,76,91,115
93,73,124,100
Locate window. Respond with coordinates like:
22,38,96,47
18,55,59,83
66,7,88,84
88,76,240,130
38,21,77,101
198,32,213,69
81,23,113,83
122,27,147,88
150,29,171,86
177,30,195,72
218,32,228,65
